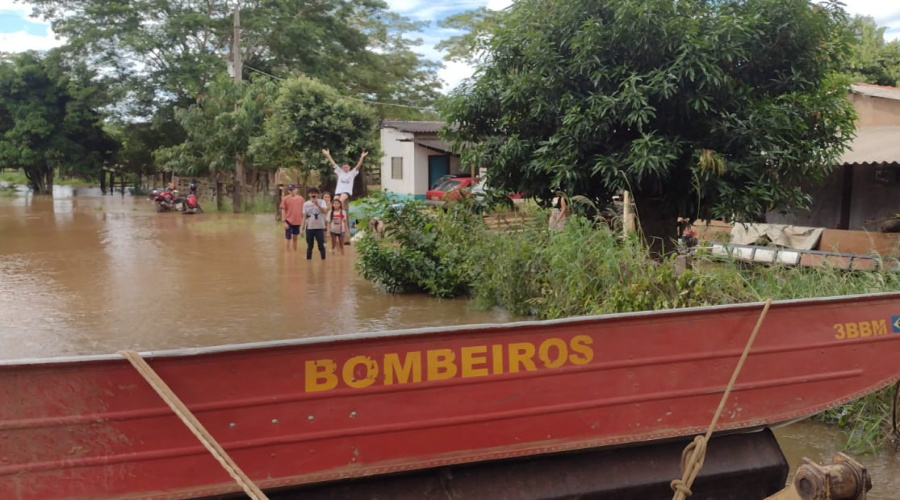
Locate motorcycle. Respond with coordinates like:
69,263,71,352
180,181,204,215
152,189,184,213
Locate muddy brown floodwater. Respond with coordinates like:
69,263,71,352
1,186,898,497
0,186,513,358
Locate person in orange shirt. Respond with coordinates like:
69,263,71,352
279,184,305,251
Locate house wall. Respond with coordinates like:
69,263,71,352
380,127,417,198
766,163,900,231
768,92,900,230
413,145,464,194
766,167,845,228
851,93,900,127
382,126,464,199
847,163,900,230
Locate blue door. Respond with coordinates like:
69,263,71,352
428,156,450,189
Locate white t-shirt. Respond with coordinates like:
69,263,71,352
303,199,329,230
335,167,360,196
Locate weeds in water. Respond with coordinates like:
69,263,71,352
200,194,278,215
0,184,18,197
816,385,899,453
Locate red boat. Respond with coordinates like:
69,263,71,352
3,293,900,500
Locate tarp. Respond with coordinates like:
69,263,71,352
730,223,824,250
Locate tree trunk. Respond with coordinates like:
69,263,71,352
632,195,680,258
233,154,244,213
24,165,53,194
247,168,257,207
274,183,283,222
215,171,224,211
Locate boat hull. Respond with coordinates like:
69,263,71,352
3,293,900,499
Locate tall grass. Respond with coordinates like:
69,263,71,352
816,386,899,452
200,194,278,214
0,170,28,185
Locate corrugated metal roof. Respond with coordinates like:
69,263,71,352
851,83,900,101
841,126,900,165
414,139,455,154
381,120,444,134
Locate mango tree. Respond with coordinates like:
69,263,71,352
440,0,857,250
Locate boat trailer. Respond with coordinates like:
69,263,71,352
215,430,872,500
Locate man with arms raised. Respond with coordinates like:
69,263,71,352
323,148,368,211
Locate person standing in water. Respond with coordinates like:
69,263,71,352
279,184,305,251
327,197,349,255
301,187,329,260
322,148,368,211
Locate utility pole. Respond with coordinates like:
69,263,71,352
232,1,244,212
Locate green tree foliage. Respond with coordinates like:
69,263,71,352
28,0,442,116
440,0,857,248
0,51,118,194
843,16,900,86
157,76,275,176
156,76,277,211
250,75,379,183
109,116,186,187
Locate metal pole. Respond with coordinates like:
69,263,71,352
233,2,242,83
623,191,634,237
232,2,244,212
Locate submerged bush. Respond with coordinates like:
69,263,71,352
355,193,486,297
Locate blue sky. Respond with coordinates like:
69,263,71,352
1,0,899,91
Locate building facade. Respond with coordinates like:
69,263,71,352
380,121,465,200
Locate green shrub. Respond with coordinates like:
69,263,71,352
355,194,484,297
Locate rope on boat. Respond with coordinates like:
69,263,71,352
892,380,900,437
670,298,773,500
118,350,270,500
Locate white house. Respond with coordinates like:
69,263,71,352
380,121,466,200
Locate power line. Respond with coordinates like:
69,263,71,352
242,64,436,112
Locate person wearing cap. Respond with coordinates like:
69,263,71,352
322,148,368,211
279,184,305,251
301,187,330,260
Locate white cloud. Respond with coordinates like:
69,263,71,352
1,29,64,52
486,0,513,11
438,60,476,92
0,0,31,16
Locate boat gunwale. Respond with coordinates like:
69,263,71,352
5,291,900,367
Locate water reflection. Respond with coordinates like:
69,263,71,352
0,187,510,360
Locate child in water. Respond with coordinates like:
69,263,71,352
327,198,349,255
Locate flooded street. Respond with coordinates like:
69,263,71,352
1,187,898,498
0,187,511,360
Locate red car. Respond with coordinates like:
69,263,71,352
424,175,474,206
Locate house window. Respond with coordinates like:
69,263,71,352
391,157,403,180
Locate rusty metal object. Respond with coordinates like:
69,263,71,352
766,453,872,500
793,453,871,500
